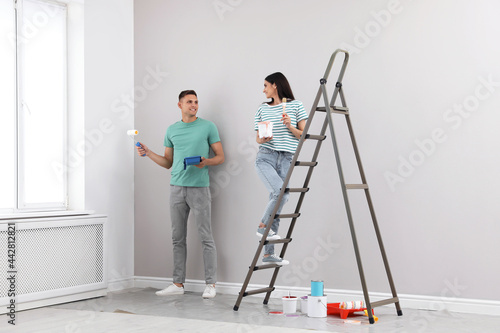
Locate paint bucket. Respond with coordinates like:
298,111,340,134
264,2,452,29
300,296,308,313
257,121,273,138
307,295,327,318
282,296,297,314
311,280,324,296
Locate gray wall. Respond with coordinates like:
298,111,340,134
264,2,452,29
134,0,500,301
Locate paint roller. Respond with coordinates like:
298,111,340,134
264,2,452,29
127,129,145,156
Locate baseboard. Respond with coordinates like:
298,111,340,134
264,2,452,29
133,276,500,316
107,276,135,292
0,289,107,315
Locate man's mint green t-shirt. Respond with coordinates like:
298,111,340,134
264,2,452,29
164,117,220,187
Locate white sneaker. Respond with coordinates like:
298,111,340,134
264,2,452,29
256,227,281,240
156,283,184,296
262,254,289,266
202,284,216,299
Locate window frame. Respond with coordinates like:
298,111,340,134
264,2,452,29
0,0,83,214
16,0,69,211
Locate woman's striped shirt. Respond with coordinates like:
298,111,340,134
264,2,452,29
254,100,308,154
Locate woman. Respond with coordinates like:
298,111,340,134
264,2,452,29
254,72,308,265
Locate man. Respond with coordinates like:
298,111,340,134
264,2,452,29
136,90,224,299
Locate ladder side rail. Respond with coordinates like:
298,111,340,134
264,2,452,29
264,50,351,306
363,188,402,314
235,84,325,310
281,87,327,240
234,117,311,309
250,89,322,247
322,49,350,87
264,48,347,224
264,103,332,305
341,91,367,184
337,84,349,110
233,225,273,309
266,120,331,303
282,109,331,241
321,82,375,323
267,115,330,292
286,88,331,220
337,84,400,318
341,96,402,314
234,153,297,309
263,86,327,304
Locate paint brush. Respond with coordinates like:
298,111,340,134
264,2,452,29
282,98,288,126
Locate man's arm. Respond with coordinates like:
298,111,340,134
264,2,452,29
136,143,173,169
196,141,224,168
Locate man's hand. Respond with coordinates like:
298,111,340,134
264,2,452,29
195,157,207,168
136,142,150,157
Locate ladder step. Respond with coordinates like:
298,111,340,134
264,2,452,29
243,287,275,297
285,187,310,193
305,134,326,141
346,184,369,189
295,161,318,167
275,213,300,219
316,106,349,114
333,106,349,112
371,297,399,308
253,263,281,271
262,238,292,245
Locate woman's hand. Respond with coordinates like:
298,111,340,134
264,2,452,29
282,113,291,128
256,135,273,144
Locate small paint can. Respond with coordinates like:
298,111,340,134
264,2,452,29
307,295,327,318
300,296,308,313
310,280,324,297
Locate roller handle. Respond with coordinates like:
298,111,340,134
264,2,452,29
136,142,146,157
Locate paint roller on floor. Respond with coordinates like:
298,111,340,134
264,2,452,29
127,129,145,156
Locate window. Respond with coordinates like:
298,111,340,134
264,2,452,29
0,0,16,211
0,0,81,213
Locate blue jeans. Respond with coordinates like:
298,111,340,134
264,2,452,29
255,147,293,255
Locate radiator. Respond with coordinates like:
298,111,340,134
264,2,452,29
0,215,107,313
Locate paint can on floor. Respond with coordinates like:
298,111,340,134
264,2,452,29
299,296,308,313
307,295,327,318
310,280,324,296
282,296,297,314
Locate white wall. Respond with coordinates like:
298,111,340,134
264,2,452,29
85,0,135,289
134,0,500,303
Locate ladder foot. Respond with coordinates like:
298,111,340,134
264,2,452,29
397,309,403,316
233,305,239,311
369,317,375,324
263,299,269,305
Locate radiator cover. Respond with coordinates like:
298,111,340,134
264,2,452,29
0,215,106,313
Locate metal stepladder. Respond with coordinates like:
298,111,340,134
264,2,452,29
233,49,402,324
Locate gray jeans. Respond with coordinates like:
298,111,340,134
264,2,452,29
170,185,217,284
